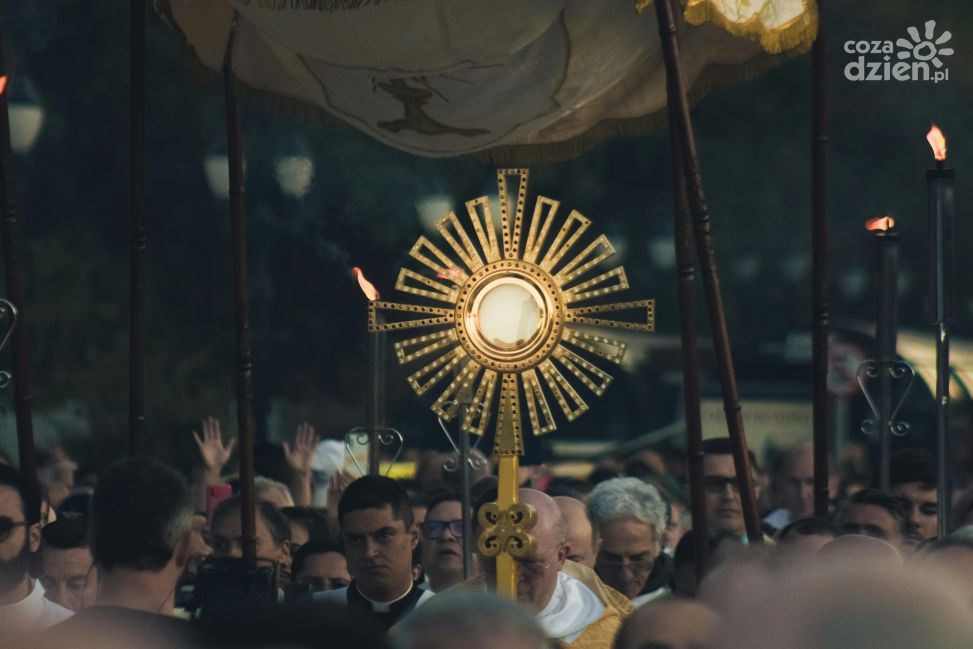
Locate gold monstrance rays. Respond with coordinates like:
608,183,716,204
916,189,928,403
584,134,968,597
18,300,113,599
368,169,654,456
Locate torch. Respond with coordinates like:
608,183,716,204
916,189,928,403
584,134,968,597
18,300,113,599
866,216,898,491
927,125,953,538
352,266,385,475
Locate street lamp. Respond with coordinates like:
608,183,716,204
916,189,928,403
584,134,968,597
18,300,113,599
8,77,44,154
204,141,245,199
416,193,453,231
648,235,675,270
273,136,314,199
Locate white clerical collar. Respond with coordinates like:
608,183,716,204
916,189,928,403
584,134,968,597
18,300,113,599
536,572,604,643
355,582,414,613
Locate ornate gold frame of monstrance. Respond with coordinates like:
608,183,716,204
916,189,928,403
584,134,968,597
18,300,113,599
369,169,654,597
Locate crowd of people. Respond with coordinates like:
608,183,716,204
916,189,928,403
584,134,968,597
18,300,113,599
2,420,973,649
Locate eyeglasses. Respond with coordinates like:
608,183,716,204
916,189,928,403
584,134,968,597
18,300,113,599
0,517,29,542
595,554,656,574
421,520,463,539
703,476,740,494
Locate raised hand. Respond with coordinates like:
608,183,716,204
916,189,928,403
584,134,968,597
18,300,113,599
283,422,319,477
192,417,236,472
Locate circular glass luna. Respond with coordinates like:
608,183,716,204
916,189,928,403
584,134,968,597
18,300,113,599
470,278,546,352
475,282,543,349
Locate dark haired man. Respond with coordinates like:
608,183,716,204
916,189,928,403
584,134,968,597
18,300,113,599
834,488,910,549
0,464,72,631
48,458,195,645
39,514,97,612
281,506,330,552
419,492,471,592
701,438,762,541
888,448,938,545
292,540,351,592
775,517,836,567
316,475,431,630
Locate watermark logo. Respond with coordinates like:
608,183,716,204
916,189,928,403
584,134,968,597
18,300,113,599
844,20,953,83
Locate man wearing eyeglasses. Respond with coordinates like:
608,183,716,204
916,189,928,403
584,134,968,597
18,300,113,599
419,493,472,592
0,464,72,631
465,488,632,649
587,478,668,605
701,437,763,542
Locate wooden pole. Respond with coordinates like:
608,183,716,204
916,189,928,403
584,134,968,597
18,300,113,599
664,33,708,572
0,33,36,483
811,0,830,518
655,0,762,543
458,415,473,579
927,158,954,538
366,313,386,475
128,0,148,457
223,20,257,564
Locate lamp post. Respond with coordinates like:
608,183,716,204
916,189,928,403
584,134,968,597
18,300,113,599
273,136,314,199
8,77,43,155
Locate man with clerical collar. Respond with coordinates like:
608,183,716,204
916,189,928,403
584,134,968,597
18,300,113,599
316,475,432,631
455,488,632,649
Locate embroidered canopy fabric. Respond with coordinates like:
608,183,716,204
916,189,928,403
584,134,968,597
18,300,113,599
160,0,816,162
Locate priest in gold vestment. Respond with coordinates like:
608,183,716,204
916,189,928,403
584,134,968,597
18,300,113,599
448,489,633,649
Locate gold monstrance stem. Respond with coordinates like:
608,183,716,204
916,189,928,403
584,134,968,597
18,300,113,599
495,453,519,598
495,371,521,599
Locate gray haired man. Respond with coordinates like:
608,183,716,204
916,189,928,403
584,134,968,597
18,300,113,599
587,477,668,605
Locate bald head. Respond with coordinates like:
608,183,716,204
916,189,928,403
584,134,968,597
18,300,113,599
720,563,973,649
777,443,815,520
493,489,568,613
519,489,566,547
615,599,719,649
555,496,597,568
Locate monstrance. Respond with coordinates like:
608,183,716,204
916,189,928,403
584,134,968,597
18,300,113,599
369,169,654,596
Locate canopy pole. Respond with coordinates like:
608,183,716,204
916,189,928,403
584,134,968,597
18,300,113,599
655,0,762,543
223,18,258,564
0,32,36,484
128,0,148,457
459,420,473,579
811,0,830,519
663,15,708,574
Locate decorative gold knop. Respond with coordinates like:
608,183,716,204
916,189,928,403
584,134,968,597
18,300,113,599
477,501,538,558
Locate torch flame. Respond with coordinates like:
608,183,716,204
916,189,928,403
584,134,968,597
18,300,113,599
0,77,7,96
927,125,947,161
865,216,895,232
351,266,380,301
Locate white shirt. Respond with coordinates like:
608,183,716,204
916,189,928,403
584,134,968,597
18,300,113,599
763,508,791,531
632,586,670,607
0,579,72,632
536,572,604,644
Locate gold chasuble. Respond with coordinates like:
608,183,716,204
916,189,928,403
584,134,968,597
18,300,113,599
446,560,633,649
558,561,634,649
